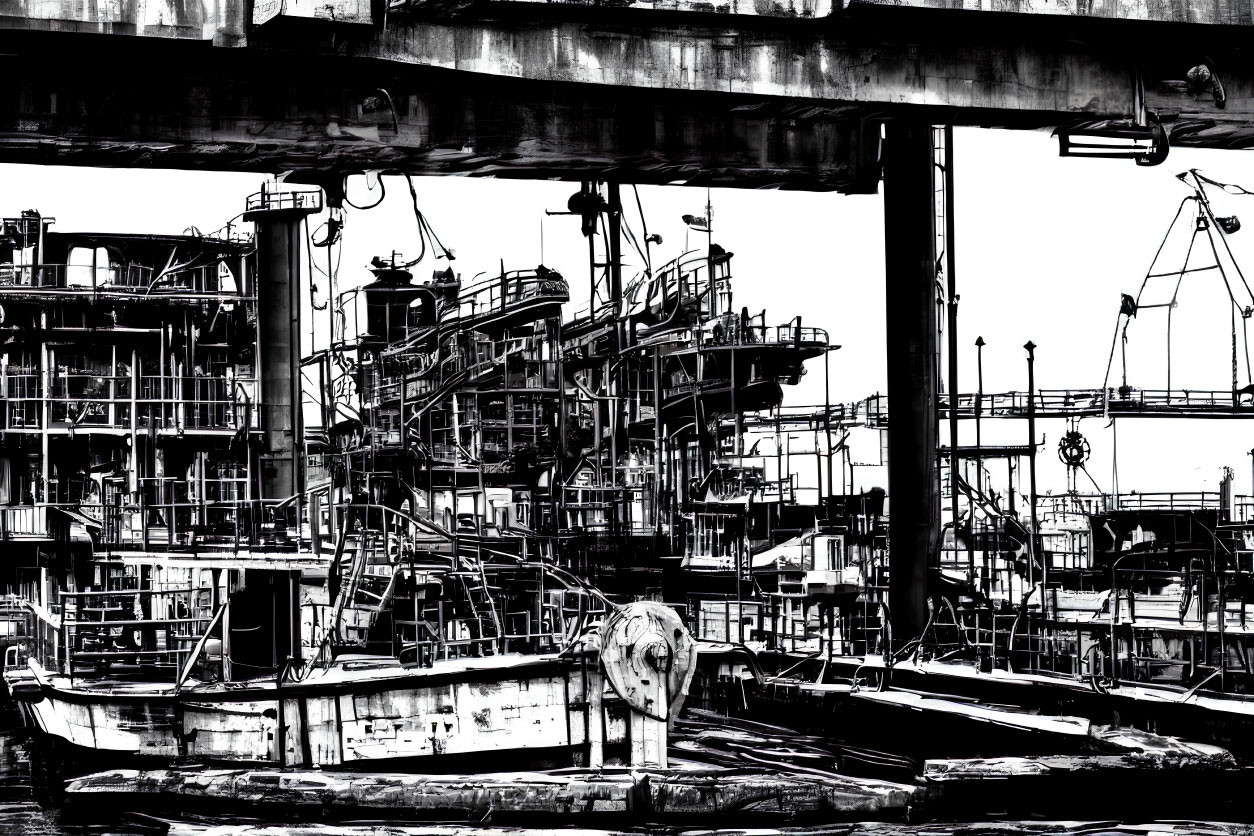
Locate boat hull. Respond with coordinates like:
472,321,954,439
16,652,613,774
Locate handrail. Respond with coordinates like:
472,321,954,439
0,263,244,295
245,188,323,214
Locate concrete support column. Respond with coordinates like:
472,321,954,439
882,121,939,646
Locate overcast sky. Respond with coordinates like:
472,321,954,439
4,126,1254,497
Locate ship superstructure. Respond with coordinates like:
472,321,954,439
0,186,700,777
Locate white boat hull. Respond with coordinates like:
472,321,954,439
16,652,616,770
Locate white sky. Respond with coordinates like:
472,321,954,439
4,126,1254,497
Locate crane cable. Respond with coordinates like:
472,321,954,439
1102,196,1190,397
1101,190,1254,399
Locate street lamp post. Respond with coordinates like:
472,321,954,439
1025,341,1042,592
975,336,985,496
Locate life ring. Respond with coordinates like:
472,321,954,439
1057,430,1090,467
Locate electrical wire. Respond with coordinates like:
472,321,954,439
1191,171,1254,306
1197,209,1253,387
1192,170,1254,198
1164,213,1200,393
620,215,649,269
344,172,386,211
631,184,653,275
396,175,455,269
303,217,327,315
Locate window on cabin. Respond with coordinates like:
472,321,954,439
66,247,111,289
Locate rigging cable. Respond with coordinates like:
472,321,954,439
632,184,653,275
1195,178,1254,306
398,174,456,269
620,214,649,271
1198,211,1252,388
344,172,386,211
1103,195,1191,395
304,216,327,313
1164,208,1200,394
1183,170,1254,383
1191,170,1254,196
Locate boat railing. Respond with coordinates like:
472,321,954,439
54,587,222,684
0,506,48,539
456,270,569,319
99,487,325,554
2,373,40,428
692,314,828,349
0,263,241,295
943,387,1254,419
245,188,324,214
0,264,70,289
1111,491,1222,512
25,600,64,676
139,375,260,431
691,594,763,645
0,372,258,431
1035,493,1111,517
663,378,713,400
48,373,130,426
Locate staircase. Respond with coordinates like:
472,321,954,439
329,520,403,650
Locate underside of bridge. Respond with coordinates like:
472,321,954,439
1,4,1253,188
3,0,1252,642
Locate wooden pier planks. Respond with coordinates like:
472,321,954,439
65,765,924,822
67,768,636,818
642,768,921,817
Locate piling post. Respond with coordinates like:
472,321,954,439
882,121,939,646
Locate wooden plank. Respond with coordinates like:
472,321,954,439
66,767,638,817
65,765,925,820
643,768,922,817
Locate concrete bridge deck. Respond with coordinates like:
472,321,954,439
1,0,1251,186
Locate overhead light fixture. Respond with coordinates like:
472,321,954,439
1053,113,1169,167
